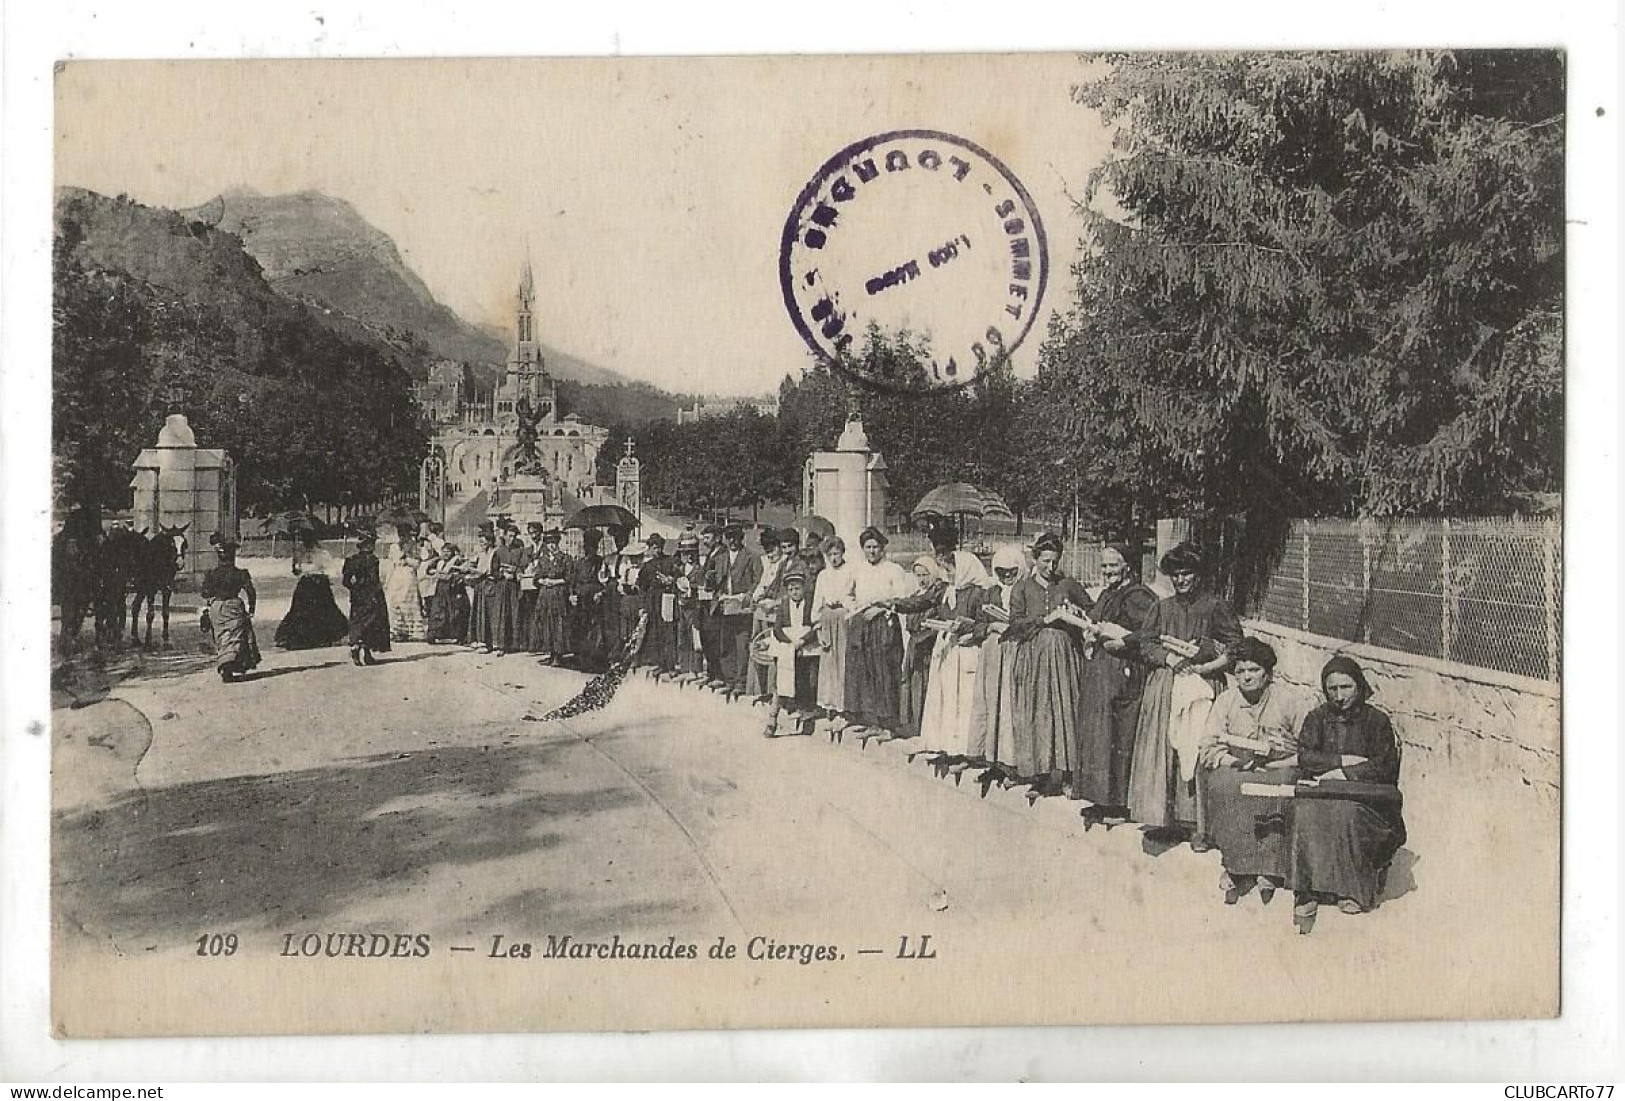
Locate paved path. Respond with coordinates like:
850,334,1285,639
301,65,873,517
49,557,1557,1030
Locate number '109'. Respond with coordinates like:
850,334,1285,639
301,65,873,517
196,932,239,957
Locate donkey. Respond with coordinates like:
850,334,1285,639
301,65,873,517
130,523,188,647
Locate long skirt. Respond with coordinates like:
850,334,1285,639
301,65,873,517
1069,651,1139,804
1010,627,1084,782
347,585,391,653
636,593,670,669
1290,795,1407,911
385,563,426,642
208,597,261,674
274,575,348,649
1127,669,1217,829
1200,762,1297,879
918,640,980,756
845,613,903,730
897,633,934,739
483,578,521,650
426,578,470,643
968,636,1021,767
531,585,569,655
816,610,850,712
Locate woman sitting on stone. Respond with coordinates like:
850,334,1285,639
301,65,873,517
1289,655,1407,933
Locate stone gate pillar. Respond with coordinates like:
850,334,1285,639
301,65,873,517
130,412,236,586
805,414,889,551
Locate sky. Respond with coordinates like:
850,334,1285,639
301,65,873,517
55,55,1115,396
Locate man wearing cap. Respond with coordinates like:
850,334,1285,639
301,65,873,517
707,521,762,696
760,561,821,737
530,527,572,664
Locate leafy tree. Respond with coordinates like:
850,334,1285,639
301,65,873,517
1044,49,1564,549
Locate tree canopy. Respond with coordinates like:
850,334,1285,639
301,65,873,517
1043,50,1564,528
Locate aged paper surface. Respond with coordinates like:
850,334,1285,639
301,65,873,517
47,53,1561,1039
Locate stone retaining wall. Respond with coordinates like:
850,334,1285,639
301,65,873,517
1244,619,1560,809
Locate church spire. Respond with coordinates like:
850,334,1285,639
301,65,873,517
517,253,535,345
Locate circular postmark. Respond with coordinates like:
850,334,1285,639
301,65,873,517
780,129,1048,390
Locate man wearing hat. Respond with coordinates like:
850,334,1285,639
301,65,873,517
760,560,820,737
530,527,572,664
706,521,762,696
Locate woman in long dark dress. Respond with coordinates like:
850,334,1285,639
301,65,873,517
342,532,391,666
425,542,472,644
895,556,948,740
275,530,349,649
843,528,914,737
1006,532,1092,792
201,541,260,682
1073,543,1158,822
1290,655,1407,933
1126,542,1242,834
1195,637,1313,905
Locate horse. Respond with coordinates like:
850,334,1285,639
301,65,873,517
130,523,188,647
95,523,144,646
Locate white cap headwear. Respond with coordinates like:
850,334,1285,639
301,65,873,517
992,546,1027,576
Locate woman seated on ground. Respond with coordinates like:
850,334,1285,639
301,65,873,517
1290,655,1407,933
1195,637,1314,906
274,530,348,650
201,540,260,682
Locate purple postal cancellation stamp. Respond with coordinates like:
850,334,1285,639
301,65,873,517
780,129,1049,389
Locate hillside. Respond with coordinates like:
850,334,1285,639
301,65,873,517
189,189,641,389
54,187,427,515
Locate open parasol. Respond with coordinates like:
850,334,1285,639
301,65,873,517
792,514,836,541
564,503,640,530
911,482,1015,522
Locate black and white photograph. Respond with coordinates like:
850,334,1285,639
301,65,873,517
12,29,1607,1059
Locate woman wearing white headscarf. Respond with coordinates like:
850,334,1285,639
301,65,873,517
967,545,1027,773
915,533,995,759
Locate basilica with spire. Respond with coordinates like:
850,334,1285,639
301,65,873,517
420,261,610,510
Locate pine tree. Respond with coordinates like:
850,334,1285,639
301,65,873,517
1044,50,1564,531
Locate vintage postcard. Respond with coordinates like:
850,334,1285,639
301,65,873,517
47,51,1563,1037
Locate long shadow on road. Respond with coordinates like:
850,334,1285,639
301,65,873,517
53,739,642,948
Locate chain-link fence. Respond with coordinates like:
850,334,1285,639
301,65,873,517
1252,517,1561,683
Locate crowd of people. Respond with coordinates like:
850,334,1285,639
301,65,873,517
211,515,1410,935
